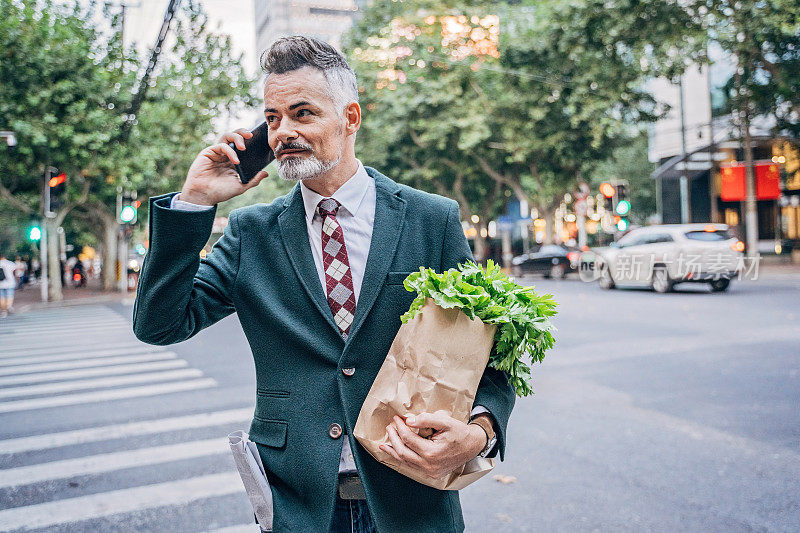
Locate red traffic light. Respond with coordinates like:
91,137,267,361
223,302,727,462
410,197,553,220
49,172,66,188
600,182,615,198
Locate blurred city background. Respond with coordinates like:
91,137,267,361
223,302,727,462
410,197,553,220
0,0,798,531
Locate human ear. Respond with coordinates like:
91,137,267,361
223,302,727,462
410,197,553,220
344,101,361,136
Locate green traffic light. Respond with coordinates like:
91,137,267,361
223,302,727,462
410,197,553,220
120,205,137,223
616,218,629,231
29,226,42,241
615,200,631,215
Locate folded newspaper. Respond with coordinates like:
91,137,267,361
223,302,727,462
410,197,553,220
228,430,273,532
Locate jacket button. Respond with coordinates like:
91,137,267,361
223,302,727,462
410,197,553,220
342,367,355,376
329,423,343,439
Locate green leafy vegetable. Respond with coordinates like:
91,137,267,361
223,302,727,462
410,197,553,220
401,259,557,397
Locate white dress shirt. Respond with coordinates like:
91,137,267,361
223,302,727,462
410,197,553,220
170,159,495,473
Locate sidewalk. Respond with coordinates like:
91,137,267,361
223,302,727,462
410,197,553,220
5,256,799,317
7,277,135,315
754,255,800,279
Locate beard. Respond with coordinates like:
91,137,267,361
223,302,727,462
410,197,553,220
275,141,343,182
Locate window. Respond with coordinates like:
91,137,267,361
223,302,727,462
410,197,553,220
618,232,645,247
647,233,674,244
685,230,733,241
539,245,564,255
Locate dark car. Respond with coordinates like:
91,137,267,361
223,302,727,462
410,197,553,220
511,244,581,279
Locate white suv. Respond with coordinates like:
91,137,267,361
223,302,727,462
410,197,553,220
593,223,745,293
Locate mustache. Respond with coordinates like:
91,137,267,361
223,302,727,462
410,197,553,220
276,141,313,156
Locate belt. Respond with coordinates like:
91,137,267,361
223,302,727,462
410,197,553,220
337,472,366,500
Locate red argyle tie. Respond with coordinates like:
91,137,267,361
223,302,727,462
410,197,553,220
317,198,356,340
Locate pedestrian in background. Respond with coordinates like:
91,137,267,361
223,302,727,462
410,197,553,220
14,255,27,289
31,257,40,281
0,252,18,318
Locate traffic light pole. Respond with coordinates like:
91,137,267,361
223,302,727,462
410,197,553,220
40,168,57,302
118,226,128,293
39,222,48,303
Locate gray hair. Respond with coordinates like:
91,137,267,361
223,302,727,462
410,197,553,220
261,36,358,117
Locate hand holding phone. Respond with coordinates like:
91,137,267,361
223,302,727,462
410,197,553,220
180,124,273,206
228,122,275,184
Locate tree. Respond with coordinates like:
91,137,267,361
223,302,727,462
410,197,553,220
345,0,699,257
0,0,257,298
346,3,511,260
0,0,127,298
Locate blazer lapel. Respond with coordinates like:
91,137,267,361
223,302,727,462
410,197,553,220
277,183,342,340
346,168,407,345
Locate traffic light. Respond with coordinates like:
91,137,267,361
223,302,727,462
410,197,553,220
119,191,139,224
28,225,41,241
600,182,615,212
46,168,67,215
613,182,629,230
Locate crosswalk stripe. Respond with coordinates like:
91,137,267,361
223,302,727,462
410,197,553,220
0,346,165,366
0,352,177,377
0,313,127,328
0,437,229,489
0,408,252,455
0,378,217,413
0,342,148,359
0,368,205,399
0,359,189,387
204,525,257,533
0,330,134,350
0,471,242,531
0,313,119,326
0,320,129,335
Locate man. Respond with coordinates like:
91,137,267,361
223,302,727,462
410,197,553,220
133,36,515,532
0,252,18,318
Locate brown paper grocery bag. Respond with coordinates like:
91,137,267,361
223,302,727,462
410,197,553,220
353,297,497,490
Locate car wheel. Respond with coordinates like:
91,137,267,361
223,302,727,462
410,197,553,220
651,266,674,293
550,263,566,280
710,278,730,292
599,264,615,290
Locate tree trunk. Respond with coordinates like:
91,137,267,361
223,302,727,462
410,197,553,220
473,225,489,264
736,64,759,259
542,207,555,244
501,228,512,270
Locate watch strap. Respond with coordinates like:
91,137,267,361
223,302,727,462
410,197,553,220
468,414,496,456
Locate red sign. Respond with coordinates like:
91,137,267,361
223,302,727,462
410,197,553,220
719,161,781,201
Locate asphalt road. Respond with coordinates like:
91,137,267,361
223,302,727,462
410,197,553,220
0,272,798,532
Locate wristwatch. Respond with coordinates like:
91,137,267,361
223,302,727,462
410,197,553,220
468,414,497,458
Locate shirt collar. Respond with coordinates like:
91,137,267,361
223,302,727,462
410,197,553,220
300,159,371,221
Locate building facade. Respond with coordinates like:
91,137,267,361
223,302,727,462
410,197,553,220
648,52,800,254
254,0,365,55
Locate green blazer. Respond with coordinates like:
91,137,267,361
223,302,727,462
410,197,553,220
133,167,516,532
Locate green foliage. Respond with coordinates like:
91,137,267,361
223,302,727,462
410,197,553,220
401,260,558,397
344,0,703,238
697,0,800,137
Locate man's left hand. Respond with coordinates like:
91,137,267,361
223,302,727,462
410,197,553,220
379,410,487,480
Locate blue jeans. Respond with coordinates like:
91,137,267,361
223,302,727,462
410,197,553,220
330,496,377,533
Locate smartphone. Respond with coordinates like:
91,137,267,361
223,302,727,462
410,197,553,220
228,121,275,184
